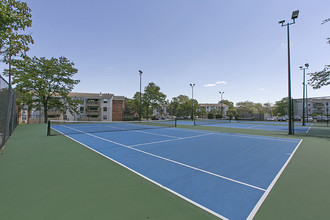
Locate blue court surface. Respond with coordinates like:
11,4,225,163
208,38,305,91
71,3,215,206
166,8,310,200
53,125,302,220
179,120,311,133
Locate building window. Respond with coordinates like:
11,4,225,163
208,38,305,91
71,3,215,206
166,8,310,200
103,107,107,111
80,107,84,113
103,99,108,104
63,115,67,120
103,115,107,120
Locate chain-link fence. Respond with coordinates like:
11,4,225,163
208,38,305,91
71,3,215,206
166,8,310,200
0,75,18,150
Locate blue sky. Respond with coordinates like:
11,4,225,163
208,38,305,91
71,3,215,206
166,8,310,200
3,0,330,104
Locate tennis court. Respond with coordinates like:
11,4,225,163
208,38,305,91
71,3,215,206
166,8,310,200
50,121,302,220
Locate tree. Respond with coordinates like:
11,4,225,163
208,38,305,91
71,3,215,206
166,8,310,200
263,102,274,115
169,95,195,118
308,65,330,89
0,0,33,63
143,82,166,120
308,18,329,89
220,99,237,118
220,100,234,110
7,56,80,122
274,97,288,116
14,88,33,122
236,101,258,114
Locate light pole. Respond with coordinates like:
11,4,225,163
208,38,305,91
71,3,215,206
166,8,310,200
219,91,224,118
306,85,309,120
300,63,309,126
139,70,143,122
279,10,299,135
190,84,195,120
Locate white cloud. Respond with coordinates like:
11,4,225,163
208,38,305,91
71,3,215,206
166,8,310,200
258,88,265,91
204,81,227,87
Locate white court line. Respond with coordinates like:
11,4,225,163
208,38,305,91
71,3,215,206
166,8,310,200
61,125,266,192
214,132,300,143
133,129,179,138
247,139,303,220
306,126,312,133
130,133,215,147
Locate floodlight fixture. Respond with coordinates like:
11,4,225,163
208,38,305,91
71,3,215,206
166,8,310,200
300,66,303,70
305,63,309,68
279,20,285,24
291,10,299,20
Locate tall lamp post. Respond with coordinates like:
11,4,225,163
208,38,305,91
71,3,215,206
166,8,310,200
190,84,195,120
300,63,309,126
139,70,143,122
279,10,299,135
306,85,309,120
219,91,224,118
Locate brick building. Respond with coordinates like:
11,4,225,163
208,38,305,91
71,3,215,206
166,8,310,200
19,92,126,123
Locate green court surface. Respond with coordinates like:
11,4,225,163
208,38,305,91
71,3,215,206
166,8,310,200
0,123,330,220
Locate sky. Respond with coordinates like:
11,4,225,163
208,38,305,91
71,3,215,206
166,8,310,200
2,0,329,105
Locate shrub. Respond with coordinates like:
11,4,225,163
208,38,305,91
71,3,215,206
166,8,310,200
215,114,222,119
207,113,214,119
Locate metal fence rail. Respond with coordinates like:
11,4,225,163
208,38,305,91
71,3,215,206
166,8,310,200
0,74,17,150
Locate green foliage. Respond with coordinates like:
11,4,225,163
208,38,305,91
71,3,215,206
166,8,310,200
207,113,214,119
227,108,237,117
228,113,234,120
308,65,330,89
220,100,234,110
308,18,330,89
169,95,190,117
215,114,222,119
169,95,198,118
0,0,33,62
236,101,266,114
7,56,80,122
322,18,329,43
143,82,166,119
124,97,138,116
122,115,138,121
274,97,288,116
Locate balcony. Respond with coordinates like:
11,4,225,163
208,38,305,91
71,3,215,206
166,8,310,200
86,109,100,115
47,109,61,116
86,99,100,106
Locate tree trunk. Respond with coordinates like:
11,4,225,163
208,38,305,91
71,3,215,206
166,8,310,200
146,105,149,121
43,101,48,123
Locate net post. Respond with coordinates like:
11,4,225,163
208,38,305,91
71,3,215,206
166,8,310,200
175,118,177,127
47,120,51,136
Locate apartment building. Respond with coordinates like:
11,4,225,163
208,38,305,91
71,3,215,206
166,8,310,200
293,96,330,117
20,92,126,123
199,103,228,115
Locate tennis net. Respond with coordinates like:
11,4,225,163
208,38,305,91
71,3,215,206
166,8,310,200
47,119,177,136
194,119,232,126
194,117,255,126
